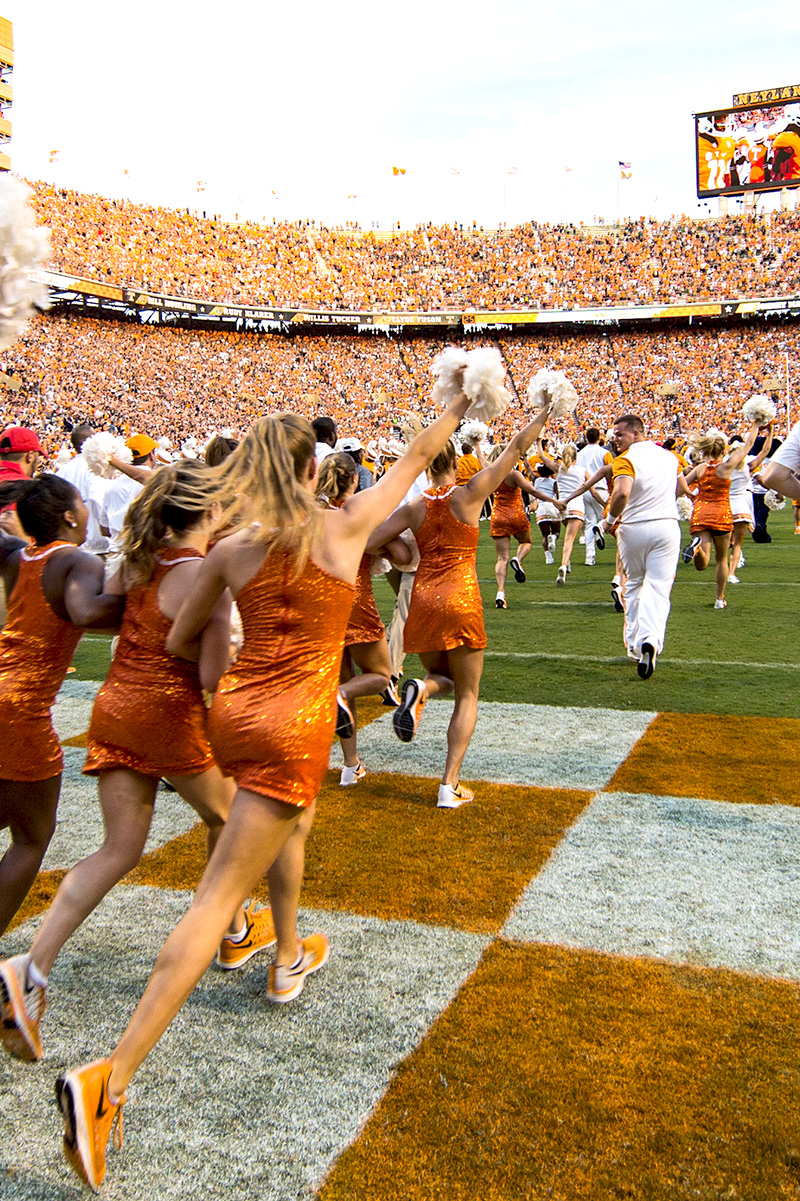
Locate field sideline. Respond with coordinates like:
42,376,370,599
1,510,798,1199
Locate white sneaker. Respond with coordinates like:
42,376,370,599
738,555,746,567
585,555,596,566
579,535,585,545
437,782,474,808
714,598,727,609
544,550,554,565
556,565,567,586
340,759,366,786
547,533,557,552
728,574,740,584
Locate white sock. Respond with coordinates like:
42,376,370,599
27,959,48,990
225,919,249,944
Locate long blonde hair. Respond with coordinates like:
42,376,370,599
560,443,577,470
120,460,213,587
214,413,320,570
697,429,727,460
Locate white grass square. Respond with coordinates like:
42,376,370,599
504,791,800,979
354,702,656,791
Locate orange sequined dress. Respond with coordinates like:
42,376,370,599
490,478,530,540
208,550,354,808
691,462,733,533
84,548,214,778
404,486,487,654
0,542,84,782
345,554,385,647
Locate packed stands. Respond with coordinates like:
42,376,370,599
30,181,800,312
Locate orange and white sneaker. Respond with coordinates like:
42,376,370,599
437,782,475,809
0,954,46,1062
393,678,427,743
340,758,366,786
56,1058,125,1192
216,903,277,970
267,933,330,1004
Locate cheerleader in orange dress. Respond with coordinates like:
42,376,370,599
488,446,555,609
0,476,122,944
683,426,759,609
372,404,553,809
314,453,412,786
0,462,264,1065
52,393,474,1192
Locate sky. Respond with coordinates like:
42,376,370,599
5,0,800,230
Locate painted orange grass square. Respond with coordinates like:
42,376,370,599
299,773,590,934
125,774,590,935
320,941,800,1201
609,711,800,806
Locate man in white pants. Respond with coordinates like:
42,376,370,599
601,414,691,680
576,427,608,565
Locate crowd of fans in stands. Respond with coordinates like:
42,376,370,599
0,312,793,461
31,181,800,312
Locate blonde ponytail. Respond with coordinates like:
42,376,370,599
120,460,212,587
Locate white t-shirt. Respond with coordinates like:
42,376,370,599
612,441,679,525
101,472,147,551
56,454,110,553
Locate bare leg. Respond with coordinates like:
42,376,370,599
693,530,712,571
729,522,747,574
266,800,316,966
0,776,61,937
167,767,244,936
339,640,392,767
516,538,533,566
108,789,304,1096
434,647,484,787
713,532,731,602
493,536,510,594
561,518,582,568
418,650,455,702
29,771,158,976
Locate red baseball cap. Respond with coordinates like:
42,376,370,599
0,426,44,454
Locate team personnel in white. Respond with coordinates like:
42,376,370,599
576,428,608,565
55,425,110,556
602,414,693,680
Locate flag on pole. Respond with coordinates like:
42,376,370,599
392,166,406,176
618,161,632,179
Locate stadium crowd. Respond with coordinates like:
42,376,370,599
31,181,800,312
0,313,792,459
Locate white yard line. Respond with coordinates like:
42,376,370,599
485,651,800,670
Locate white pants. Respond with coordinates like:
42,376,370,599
386,570,415,678
617,519,680,657
583,493,605,560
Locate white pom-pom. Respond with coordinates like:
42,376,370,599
459,419,489,447
181,436,198,460
220,427,235,439
431,347,469,408
229,601,244,661
676,495,694,522
764,489,786,511
395,528,421,573
432,346,511,421
0,177,51,351
157,435,173,451
54,444,73,470
81,432,133,478
370,555,391,577
527,369,579,421
742,394,776,426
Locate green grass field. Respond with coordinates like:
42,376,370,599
70,508,799,718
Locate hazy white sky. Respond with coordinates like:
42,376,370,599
5,0,800,228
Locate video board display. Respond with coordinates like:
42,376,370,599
695,99,800,197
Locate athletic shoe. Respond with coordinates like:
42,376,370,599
0,954,45,1062
593,525,606,550
585,553,596,566
714,598,727,609
381,680,401,707
267,933,329,1004
637,642,656,679
393,678,427,742
728,573,740,584
556,566,567,586
544,550,554,565
335,690,355,739
437,782,475,809
510,556,526,583
738,555,745,567
611,581,624,613
56,1058,124,1192
547,533,557,552
216,903,276,970
566,563,572,574
681,536,700,564
579,535,585,545
340,758,366,786
495,594,508,609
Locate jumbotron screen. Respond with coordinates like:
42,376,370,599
695,100,800,197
